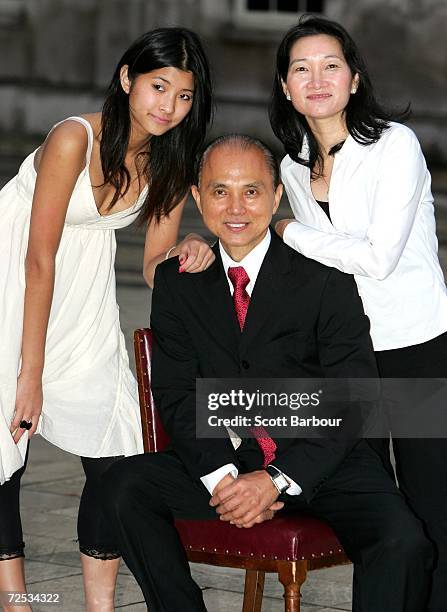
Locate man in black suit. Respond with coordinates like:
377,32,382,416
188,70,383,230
102,135,432,611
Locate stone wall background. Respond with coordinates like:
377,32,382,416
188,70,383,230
0,0,446,161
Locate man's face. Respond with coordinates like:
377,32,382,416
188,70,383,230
192,145,283,261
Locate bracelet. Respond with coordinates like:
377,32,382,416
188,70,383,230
165,245,177,260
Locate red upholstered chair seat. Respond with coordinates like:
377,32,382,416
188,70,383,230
175,514,344,562
134,328,350,612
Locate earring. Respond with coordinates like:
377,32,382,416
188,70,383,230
286,94,291,100
351,88,357,94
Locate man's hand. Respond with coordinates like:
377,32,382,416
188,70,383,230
210,471,284,528
275,218,295,239
212,473,236,496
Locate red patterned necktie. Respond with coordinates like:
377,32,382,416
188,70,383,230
227,266,277,467
227,266,250,331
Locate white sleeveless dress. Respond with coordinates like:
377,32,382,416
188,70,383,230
0,116,144,485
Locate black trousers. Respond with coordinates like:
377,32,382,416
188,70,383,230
0,452,122,560
376,331,447,612
102,443,433,612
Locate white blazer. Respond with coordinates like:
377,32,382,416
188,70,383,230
281,122,447,351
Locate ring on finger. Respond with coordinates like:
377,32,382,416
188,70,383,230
19,419,32,430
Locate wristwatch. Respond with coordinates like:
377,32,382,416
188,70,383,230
265,465,291,494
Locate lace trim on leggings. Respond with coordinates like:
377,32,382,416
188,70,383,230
0,549,25,561
79,545,121,560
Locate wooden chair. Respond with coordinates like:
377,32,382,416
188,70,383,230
134,328,351,612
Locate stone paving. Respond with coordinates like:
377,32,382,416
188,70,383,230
4,167,447,610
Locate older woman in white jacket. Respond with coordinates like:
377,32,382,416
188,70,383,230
270,15,447,612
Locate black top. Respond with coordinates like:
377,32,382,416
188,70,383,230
316,199,331,222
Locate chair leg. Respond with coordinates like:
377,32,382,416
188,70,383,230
242,569,265,612
277,560,307,612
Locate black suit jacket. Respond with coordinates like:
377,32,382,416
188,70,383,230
150,231,382,502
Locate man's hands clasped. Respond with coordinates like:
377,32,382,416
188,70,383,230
210,471,284,528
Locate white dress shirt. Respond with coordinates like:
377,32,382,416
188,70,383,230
200,230,302,496
281,122,447,351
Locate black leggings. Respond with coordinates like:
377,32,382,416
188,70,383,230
0,447,29,560
0,452,123,561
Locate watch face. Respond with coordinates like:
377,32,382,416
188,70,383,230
266,466,290,493
275,474,290,492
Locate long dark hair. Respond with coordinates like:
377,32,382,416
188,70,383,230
269,15,409,175
101,27,213,224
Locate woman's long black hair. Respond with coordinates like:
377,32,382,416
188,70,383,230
101,27,213,224
269,15,409,175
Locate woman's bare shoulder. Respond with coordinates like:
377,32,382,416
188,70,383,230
34,119,90,173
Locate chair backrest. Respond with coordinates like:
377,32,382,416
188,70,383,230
134,328,171,453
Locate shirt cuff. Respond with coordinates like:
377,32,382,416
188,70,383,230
270,465,302,496
285,477,302,496
282,221,301,252
200,463,239,495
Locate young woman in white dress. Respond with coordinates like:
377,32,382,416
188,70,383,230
270,16,447,612
0,27,214,611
